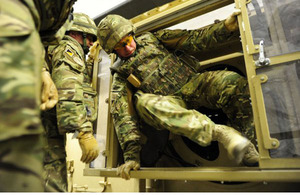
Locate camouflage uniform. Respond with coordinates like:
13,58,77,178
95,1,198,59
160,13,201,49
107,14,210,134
42,13,97,192
98,15,254,164
0,0,75,192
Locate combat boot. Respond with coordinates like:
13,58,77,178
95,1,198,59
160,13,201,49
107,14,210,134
242,142,259,166
212,124,250,164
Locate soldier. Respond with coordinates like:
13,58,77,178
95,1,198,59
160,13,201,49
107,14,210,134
41,12,99,192
0,0,76,191
97,13,259,180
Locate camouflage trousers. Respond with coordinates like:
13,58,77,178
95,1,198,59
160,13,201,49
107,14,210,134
41,110,68,192
43,137,67,192
0,135,45,192
134,70,255,146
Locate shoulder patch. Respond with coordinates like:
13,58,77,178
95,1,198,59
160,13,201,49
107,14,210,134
66,49,74,57
63,46,85,72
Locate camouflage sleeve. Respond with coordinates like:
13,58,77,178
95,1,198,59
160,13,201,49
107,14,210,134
111,73,141,162
50,44,92,135
154,21,238,54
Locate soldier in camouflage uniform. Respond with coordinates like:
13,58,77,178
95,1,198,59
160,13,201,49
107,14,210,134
0,0,76,191
97,13,259,180
41,12,99,192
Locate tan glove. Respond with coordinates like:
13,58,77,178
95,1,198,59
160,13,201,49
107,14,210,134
77,132,100,163
87,41,100,64
117,160,140,180
40,70,58,111
224,9,241,32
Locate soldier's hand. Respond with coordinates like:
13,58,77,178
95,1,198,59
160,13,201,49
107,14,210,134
77,132,100,163
117,160,140,180
40,70,58,111
87,41,100,64
224,9,241,32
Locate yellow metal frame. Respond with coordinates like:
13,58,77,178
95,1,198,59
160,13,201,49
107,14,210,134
131,0,234,33
86,0,300,183
236,0,300,169
199,52,244,66
84,167,300,182
267,51,300,66
103,54,119,169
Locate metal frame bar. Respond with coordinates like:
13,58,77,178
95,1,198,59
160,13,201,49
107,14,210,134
237,0,300,169
199,52,244,66
132,0,234,33
85,0,300,182
84,167,300,182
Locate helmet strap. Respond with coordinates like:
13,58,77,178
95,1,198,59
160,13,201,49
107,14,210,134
82,33,89,54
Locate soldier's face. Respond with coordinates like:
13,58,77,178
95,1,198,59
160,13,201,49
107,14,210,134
70,32,94,48
78,34,94,48
85,34,95,48
114,34,136,58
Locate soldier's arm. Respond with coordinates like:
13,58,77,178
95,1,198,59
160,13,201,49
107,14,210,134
51,48,92,135
154,20,238,54
111,73,141,163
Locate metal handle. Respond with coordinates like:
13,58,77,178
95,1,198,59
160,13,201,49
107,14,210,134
256,40,270,66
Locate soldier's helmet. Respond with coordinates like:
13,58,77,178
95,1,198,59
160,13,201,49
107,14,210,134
36,0,77,45
70,13,97,41
97,14,136,54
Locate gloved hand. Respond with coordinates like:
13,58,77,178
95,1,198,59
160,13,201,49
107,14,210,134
77,132,100,163
224,9,241,32
117,160,140,180
87,41,99,64
40,70,58,111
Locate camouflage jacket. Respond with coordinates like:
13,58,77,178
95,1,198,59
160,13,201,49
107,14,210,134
48,35,97,135
0,0,43,141
0,0,74,141
111,21,237,162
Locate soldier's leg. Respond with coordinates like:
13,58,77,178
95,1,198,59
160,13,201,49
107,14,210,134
181,70,255,143
181,70,258,165
222,74,255,143
41,110,68,192
0,135,45,192
43,139,67,192
134,91,214,146
134,91,251,163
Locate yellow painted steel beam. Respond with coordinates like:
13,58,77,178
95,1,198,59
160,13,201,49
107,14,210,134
84,167,300,182
266,51,300,67
199,52,244,66
131,0,234,33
